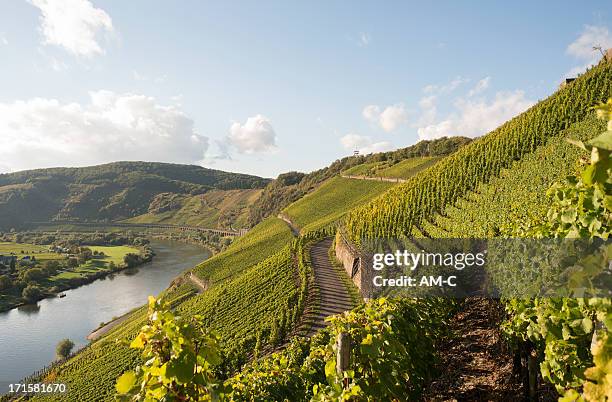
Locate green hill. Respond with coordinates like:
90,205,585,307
24,61,612,402
421,115,605,238
124,188,262,229
344,60,612,242
282,177,396,234
0,162,269,230
247,136,470,226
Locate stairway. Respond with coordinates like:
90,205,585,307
298,238,355,336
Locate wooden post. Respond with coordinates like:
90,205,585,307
336,332,350,388
528,349,537,401
591,321,605,352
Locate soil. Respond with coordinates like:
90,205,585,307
423,297,525,402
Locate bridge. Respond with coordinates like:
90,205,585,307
30,221,247,237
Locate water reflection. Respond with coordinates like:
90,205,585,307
16,304,41,315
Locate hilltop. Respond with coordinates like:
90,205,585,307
0,161,269,230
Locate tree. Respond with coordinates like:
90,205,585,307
123,253,141,268
67,258,78,268
0,275,12,290
43,260,60,275
22,285,42,303
22,268,45,282
56,338,75,360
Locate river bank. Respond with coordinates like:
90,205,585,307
0,239,211,394
0,246,154,314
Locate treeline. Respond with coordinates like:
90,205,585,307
247,136,471,226
0,230,149,247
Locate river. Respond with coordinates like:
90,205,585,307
0,240,210,393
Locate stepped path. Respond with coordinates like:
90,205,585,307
297,238,355,337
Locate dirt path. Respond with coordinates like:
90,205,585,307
341,174,407,183
423,297,524,401
296,238,354,337
187,272,208,293
277,213,300,236
87,313,132,341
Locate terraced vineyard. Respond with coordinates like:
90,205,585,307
192,216,294,284
124,188,261,229
344,61,612,242
420,115,605,238
282,176,395,233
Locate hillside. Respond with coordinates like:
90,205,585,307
0,162,269,230
344,60,612,242
123,188,262,229
247,136,470,225
23,61,612,401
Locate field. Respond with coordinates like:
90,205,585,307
282,176,395,233
0,242,64,261
0,243,141,312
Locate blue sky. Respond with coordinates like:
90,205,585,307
0,1,611,178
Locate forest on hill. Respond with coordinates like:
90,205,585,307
0,162,269,230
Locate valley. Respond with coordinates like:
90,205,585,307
0,57,610,402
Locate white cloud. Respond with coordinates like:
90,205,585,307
566,25,612,75
362,103,407,132
467,76,491,97
0,33,8,46
0,91,208,172
417,90,534,140
416,95,437,127
423,76,469,95
29,0,114,57
359,32,371,47
340,133,392,154
226,114,277,154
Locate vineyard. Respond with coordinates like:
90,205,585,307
282,176,395,234
344,61,612,243
17,61,612,402
376,156,441,178
420,115,606,239
191,216,294,284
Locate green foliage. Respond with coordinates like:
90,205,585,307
344,61,612,243
248,136,470,226
226,298,454,401
22,284,42,302
192,216,294,284
56,339,75,360
0,161,268,230
124,188,261,229
115,296,223,401
375,156,441,179
283,177,395,234
178,244,302,372
422,116,605,239
502,99,612,399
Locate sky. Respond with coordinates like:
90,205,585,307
0,1,611,178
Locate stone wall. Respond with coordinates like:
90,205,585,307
335,231,373,299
